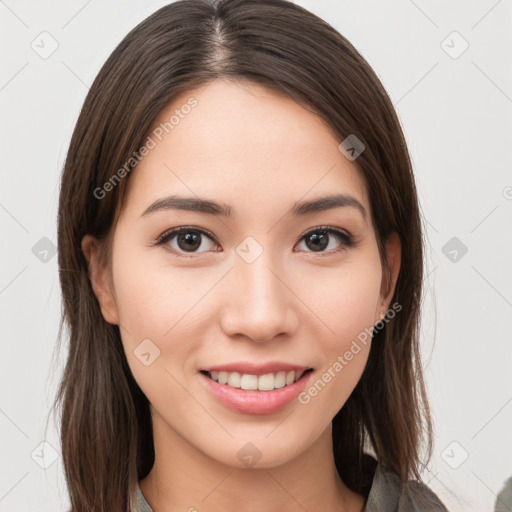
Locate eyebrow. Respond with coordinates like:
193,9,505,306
140,193,367,222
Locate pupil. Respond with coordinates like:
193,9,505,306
178,232,201,251
175,231,330,253
308,232,327,251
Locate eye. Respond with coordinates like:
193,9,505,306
295,226,355,254
153,225,356,258
154,227,219,257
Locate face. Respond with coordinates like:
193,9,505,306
83,78,400,469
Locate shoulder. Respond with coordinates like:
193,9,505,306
364,462,448,512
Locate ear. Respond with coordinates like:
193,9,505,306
375,232,401,323
81,234,119,325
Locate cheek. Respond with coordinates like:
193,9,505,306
110,250,205,409
109,240,219,383
334,269,381,339
295,253,382,413
301,252,382,346
111,243,202,339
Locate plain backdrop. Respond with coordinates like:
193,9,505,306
1,1,511,511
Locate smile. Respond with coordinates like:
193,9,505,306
202,369,310,391
199,367,314,415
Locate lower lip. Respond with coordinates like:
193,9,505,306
199,370,313,415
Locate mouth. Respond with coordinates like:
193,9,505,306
198,367,314,415
200,368,314,391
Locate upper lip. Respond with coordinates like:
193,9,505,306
200,362,313,376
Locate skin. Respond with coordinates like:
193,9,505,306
82,78,401,512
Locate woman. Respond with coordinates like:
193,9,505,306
53,0,448,510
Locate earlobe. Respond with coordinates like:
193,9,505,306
81,234,119,325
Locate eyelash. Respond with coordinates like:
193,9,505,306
152,225,357,258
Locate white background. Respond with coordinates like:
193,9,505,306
1,1,511,511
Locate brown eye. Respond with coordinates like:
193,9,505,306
156,227,219,256
296,227,355,254
176,231,202,251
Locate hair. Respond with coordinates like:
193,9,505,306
52,0,433,510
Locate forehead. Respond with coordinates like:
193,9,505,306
123,78,370,220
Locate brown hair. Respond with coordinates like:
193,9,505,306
52,0,433,510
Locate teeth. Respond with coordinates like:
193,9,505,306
207,369,306,391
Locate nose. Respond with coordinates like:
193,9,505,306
218,250,299,343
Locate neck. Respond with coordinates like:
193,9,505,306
139,410,366,512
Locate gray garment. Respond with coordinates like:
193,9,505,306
363,464,448,511
134,463,448,512
134,482,153,512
